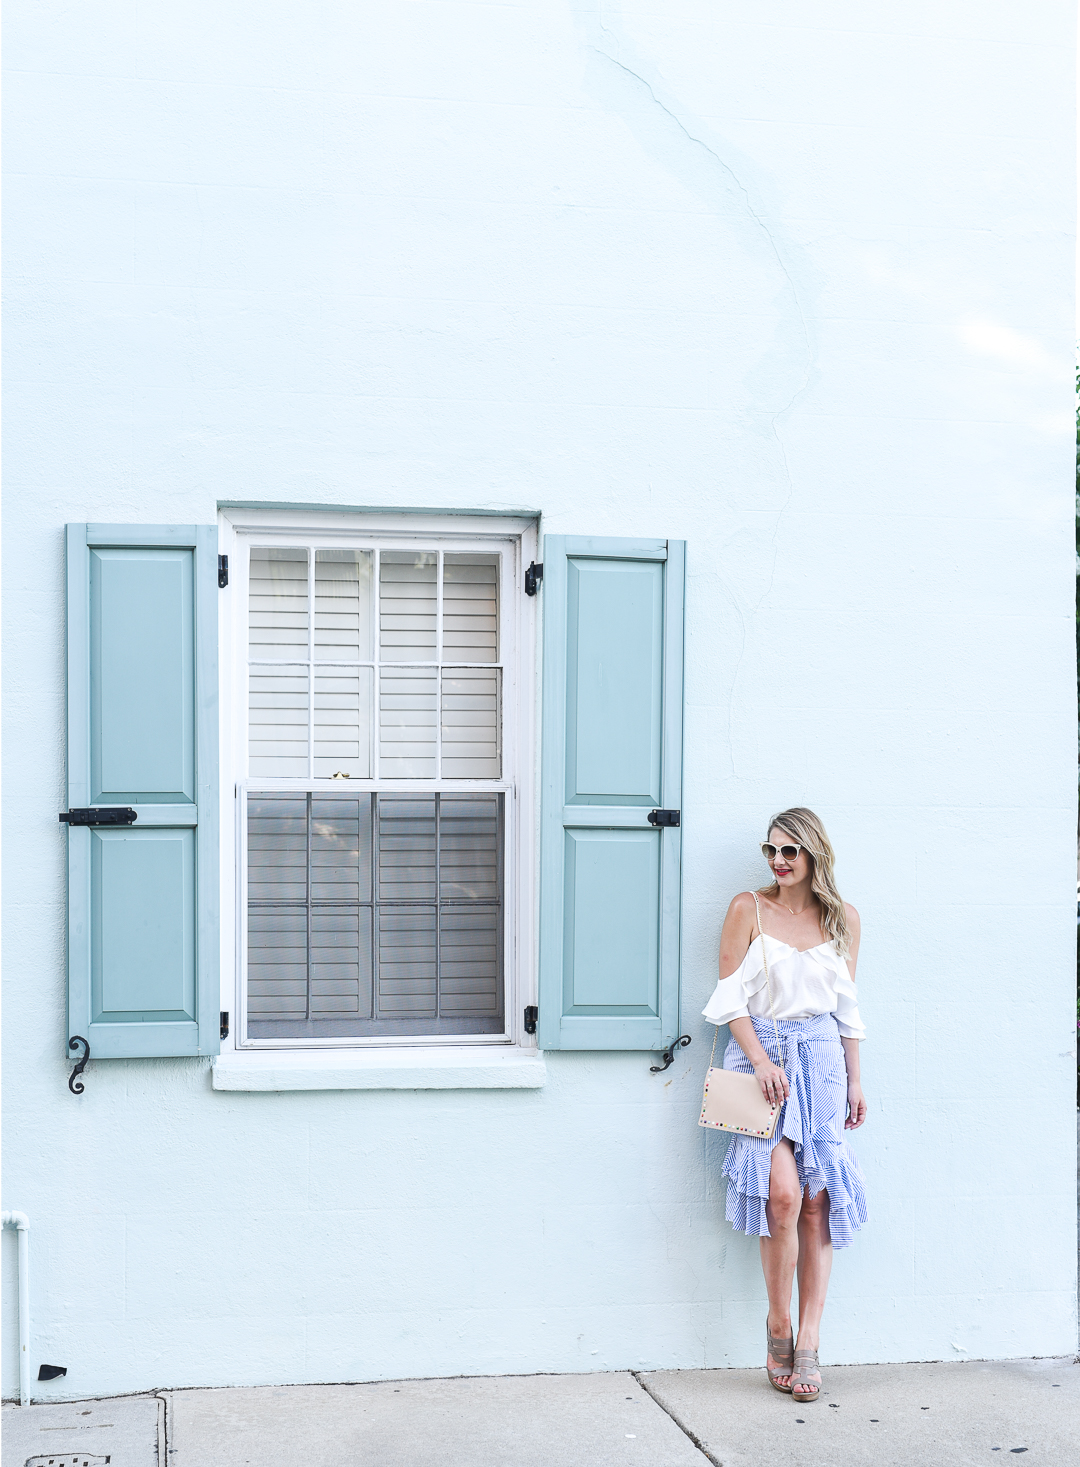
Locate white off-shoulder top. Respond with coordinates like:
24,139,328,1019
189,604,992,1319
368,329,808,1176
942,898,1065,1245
702,933,866,1040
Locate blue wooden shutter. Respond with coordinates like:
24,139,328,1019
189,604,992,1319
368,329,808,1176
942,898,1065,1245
538,537,685,1051
65,525,219,1058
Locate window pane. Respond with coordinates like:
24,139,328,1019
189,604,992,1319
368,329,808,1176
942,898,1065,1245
311,906,372,1019
315,549,373,661
377,795,436,901
376,908,437,1018
443,555,497,663
247,794,308,900
245,792,503,1039
311,795,372,901
379,668,436,777
439,794,500,900
249,668,309,778
439,906,500,1017
441,668,500,778
314,668,373,778
380,551,436,661
248,907,308,1021
249,547,309,660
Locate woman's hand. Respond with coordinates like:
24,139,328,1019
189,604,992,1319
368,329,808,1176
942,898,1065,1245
753,1060,789,1106
845,1082,867,1130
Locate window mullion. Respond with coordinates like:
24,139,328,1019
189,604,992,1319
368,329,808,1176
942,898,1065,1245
435,549,443,782
373,792,381,1020
434,791,441,1022
305,790,313,1023
307,547,315,780
367,791,375,1020
373,546,380,781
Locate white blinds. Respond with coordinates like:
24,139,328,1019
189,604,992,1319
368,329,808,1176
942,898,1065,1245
443,556,497,661
247,545,501,779
441,669,499,777
379,551,436,660
246,792,503,1038
315,549,373,661
249,547,308,659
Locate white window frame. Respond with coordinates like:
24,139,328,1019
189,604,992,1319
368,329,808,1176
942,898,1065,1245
217,507,539,1059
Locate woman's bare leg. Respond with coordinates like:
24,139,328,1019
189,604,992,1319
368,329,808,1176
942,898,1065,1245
792,1186,832,1397
760,1140,802,1388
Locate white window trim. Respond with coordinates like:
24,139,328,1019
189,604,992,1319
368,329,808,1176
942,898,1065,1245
215,507,542,1089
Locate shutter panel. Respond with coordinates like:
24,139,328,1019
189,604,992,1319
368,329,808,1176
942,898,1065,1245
66,524,219,1058
538,536,684,1051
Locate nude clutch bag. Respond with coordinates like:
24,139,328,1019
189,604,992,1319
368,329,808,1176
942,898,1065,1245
699,1064,780,1137
698,893,784,1139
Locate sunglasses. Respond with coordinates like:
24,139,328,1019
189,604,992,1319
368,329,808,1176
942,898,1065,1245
761,842,804,864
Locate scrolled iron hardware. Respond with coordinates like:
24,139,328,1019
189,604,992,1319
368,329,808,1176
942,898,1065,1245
67,1036,90,1094
650,1034,691,1073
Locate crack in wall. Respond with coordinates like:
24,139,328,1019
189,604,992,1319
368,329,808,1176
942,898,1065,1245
580,5,815,774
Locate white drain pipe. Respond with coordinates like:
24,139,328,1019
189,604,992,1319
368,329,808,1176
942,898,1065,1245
2,1212,30,1406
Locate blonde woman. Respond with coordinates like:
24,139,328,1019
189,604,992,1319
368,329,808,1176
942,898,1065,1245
703,807,868,1403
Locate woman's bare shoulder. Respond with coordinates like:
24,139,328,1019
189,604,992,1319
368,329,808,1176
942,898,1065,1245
724,890,761,929
843,903,861,966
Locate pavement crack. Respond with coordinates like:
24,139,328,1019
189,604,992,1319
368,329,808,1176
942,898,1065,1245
631,1372,722,1466
155,1390,170,1463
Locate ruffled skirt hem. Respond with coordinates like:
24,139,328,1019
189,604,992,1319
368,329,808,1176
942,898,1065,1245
722,1134,869,1249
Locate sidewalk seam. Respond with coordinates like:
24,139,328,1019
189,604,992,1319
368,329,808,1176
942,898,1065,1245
631,1371,722,1466
155,1391,170,1463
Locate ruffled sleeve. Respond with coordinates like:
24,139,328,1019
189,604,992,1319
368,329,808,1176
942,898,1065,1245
833,963,866,1040
702,944,767,1026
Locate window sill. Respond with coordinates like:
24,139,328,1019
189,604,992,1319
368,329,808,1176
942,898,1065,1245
211,1046,547,1092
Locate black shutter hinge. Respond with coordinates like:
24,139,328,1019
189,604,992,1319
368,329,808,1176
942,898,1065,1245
647,809,680,827
650,1035,691,1073
525,562,543,596
523,1005,538,1035
218,554,229,588
59,807,137,826
220,1011,230,1041
67,1036,90,1094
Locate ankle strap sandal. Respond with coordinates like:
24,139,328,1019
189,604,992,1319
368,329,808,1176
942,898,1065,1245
766,1328,794,1394
790,1347,821,1402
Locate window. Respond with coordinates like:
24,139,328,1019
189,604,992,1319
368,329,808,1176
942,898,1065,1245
220,513,536,1050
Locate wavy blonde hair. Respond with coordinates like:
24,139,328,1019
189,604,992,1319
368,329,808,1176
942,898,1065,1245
759,806,852,956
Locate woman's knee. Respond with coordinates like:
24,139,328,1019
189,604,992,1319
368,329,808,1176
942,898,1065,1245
801,1187,830,1220
768,1180,802,1224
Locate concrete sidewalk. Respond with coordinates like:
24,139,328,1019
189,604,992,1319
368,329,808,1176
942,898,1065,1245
3,1357,1077,1466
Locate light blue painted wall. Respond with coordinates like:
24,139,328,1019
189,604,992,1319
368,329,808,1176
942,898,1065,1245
3,0,1076,1397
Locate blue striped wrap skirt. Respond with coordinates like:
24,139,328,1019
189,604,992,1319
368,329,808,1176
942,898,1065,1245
720,1012,868,1250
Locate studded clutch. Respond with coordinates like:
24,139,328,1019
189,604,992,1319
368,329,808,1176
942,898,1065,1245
698,1064,781,1137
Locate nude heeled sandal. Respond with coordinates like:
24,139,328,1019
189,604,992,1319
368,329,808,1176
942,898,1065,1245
790,1347,821,1402
766,1327,795,1393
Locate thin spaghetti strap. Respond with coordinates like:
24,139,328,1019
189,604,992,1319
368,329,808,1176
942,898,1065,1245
751,892,784,1075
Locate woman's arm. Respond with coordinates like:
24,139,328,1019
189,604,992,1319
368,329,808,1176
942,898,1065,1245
843,902,861,978
841,1036,866,1129
840,904,866,1128
717,890,759,980
729,1016,790,1104
718,894,789,1104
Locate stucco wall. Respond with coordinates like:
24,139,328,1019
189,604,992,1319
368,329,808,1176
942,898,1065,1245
3,1,1076,1398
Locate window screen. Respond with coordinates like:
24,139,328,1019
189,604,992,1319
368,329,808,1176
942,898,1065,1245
246,792,504,1038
